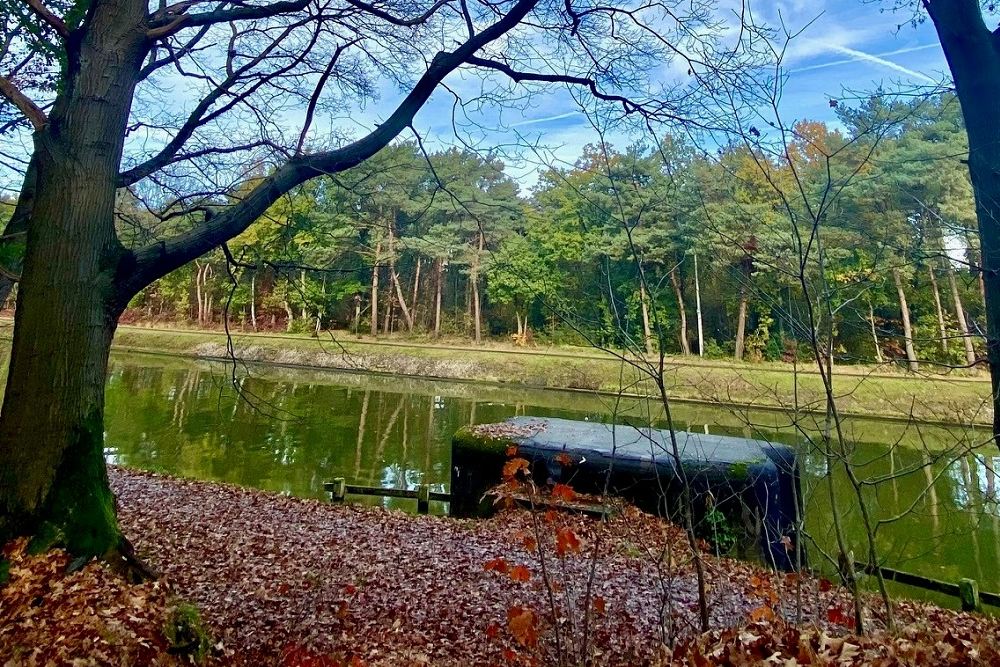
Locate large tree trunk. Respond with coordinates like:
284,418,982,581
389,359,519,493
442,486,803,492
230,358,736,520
927,0,1000,446
893,267,919,372
947,265,977,366
670,265,690,355
0,0,148,558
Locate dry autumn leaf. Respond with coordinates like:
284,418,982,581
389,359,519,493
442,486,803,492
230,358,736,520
555,527,582,556
553,452,574,466
551,483,576,502
484,557,510,574
502,457,530,481
507,606,538,648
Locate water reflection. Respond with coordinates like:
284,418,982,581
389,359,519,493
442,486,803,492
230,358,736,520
98,353,1000,595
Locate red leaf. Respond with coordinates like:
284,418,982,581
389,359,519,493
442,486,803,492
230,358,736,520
593,596,606,615
553,452,574,466
507,606,538,648
509,565,531,583
819,578,833,593
486,622,501,639
551,483,576,502
484,557,510,574
827,605,851,627
502,458,530,481
749,606,775,622
506,445,519,457
555,527,582,556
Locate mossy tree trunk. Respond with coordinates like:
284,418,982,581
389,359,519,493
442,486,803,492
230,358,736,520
0,0,148,558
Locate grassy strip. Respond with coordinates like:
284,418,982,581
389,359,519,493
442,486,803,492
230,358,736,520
0,319,987,424
84,324,989,425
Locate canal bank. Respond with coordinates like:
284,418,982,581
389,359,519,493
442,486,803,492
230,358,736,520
3,321,986,425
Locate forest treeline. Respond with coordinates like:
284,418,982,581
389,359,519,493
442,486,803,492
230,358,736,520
11,94,979,367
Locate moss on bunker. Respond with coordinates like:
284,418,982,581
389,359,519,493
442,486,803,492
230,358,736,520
452,426,517,455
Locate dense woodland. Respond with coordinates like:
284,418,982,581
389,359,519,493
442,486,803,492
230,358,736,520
43,94,967,369
0,96,978,368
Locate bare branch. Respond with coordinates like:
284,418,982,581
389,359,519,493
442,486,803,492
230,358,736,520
148,0,313,40
0,75,47,130
20,0,70,39
121,0,542,300
343,0,453,27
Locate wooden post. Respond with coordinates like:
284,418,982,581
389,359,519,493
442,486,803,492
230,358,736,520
960,578,981,612
330,477,346,503
417,484,430,514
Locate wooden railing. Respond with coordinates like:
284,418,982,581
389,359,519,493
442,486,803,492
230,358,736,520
323,477,450,514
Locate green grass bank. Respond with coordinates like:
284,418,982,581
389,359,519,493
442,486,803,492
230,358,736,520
0,320,990,425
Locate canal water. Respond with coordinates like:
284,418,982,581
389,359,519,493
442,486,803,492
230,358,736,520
89,352,1000,602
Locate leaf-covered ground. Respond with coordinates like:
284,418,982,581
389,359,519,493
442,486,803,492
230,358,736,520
3,467,999,665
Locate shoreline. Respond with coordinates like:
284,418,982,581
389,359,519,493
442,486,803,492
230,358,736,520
93,323,994,427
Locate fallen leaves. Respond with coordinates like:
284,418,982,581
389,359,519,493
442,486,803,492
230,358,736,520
7,467,997,667
0,537,200,666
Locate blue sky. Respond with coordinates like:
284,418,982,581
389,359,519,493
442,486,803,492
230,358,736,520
362,2,951,187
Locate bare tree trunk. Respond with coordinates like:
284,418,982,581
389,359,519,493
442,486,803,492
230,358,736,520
670,265,690,355
370,241,381,336
639,280,653,355
299,269,308,320
928,264,948,354
893,267,919,372
410,257,421,331
948,264,978,365
383,291,393,335
434,259,444,337
734,286,748,361
472,233,484,343
195,262,204,324
250,273,257,332
387,219,414,331
283,301,294,331
868,298,884,364
694,253,704,357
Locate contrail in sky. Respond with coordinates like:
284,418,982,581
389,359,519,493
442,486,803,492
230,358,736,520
510,111,581,127
797,43,938,83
